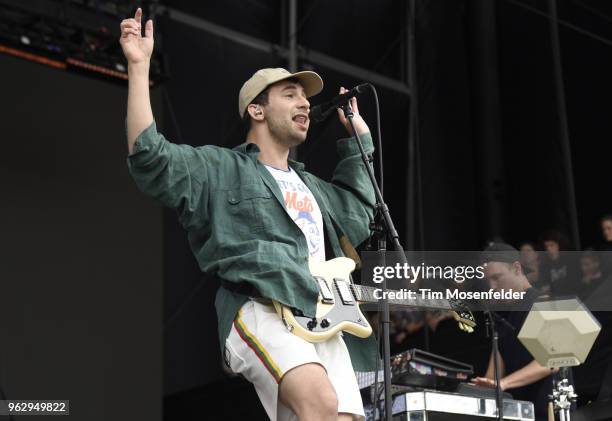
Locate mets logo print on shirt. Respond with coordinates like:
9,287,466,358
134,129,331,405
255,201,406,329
265,165,326,262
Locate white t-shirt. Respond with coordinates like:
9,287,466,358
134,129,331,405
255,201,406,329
265,165,326,261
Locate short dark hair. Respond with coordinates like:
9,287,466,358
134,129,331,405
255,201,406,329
517,241,537,250
242,77,301,129
480,242,535,275
601,214,612,224
581,249,600,262
480,243,521,266
539,229,571,250
242,87,271,124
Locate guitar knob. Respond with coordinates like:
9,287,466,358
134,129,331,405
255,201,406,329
307,319,318,330
321,318,330,328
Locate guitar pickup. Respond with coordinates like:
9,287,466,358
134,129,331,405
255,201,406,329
334,278,355,305
315,276,335,304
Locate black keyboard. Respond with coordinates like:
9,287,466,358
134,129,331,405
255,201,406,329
456,382,514,400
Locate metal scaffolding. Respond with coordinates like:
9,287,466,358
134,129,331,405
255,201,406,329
161,6,411,96
161,3,418,250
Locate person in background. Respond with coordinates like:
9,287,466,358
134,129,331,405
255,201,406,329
601,215,612,248
538,230,579,297
518,241,540,287
579,250,604,301
472,243,556,421
573,242,612,408
598,214,612,278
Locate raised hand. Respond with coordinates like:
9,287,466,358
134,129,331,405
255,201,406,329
336,86,370,136
119,8,154,64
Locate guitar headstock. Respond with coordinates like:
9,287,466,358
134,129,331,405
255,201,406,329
448,298,476,333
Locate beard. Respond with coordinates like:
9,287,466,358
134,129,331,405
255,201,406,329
267,114,307,148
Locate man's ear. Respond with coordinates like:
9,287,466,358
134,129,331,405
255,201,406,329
512,261,522,275
247,104,265,122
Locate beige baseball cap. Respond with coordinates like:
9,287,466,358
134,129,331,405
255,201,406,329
238,67,323,117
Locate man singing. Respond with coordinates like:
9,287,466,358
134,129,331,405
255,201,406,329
120,8,377,421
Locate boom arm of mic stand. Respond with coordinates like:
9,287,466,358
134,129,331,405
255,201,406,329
341,103,405,421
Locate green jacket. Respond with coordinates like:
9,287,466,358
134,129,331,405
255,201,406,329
127,121,378,371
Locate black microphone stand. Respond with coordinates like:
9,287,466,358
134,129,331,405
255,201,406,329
342,102,408,421
485,311,504,421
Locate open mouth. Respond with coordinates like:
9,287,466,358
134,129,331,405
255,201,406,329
292,114,308,128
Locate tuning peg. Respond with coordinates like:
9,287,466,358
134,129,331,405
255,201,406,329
457,322,474,333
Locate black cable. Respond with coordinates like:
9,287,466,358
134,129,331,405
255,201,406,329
300,83,384,195
372,294,384,419
362,82,386,418
365,84,384,195
342,82,386,417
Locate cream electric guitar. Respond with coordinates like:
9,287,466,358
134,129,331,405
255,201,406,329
272,257,476,343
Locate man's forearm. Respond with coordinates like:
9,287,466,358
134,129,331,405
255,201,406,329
500,360,554,391
127,62,154,154
485,352,505,380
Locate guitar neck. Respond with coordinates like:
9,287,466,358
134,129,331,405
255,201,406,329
351,284,451,310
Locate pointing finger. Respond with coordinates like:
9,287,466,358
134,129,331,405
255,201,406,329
135,7,142,24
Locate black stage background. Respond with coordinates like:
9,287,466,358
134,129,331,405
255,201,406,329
0,52,164,420
1,1,611,420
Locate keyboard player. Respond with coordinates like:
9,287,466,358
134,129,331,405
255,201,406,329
472,243,558,421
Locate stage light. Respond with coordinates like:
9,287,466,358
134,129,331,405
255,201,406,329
0,1,164,85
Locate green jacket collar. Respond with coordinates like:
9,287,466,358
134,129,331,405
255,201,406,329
234,142,306,171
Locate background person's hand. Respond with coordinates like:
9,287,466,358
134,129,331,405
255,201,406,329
470,376,506,391
336,86,370,136
119,8,154,64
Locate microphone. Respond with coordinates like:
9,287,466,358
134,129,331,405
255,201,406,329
310,84,369,123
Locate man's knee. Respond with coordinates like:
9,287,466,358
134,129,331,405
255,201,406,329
294,391,337,420
279,363,338,420
305,391,338,419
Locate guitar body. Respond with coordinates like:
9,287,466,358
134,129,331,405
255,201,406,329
272,257,477,343
272,257,373,343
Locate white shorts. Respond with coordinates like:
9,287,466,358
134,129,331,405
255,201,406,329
224,299,365,421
